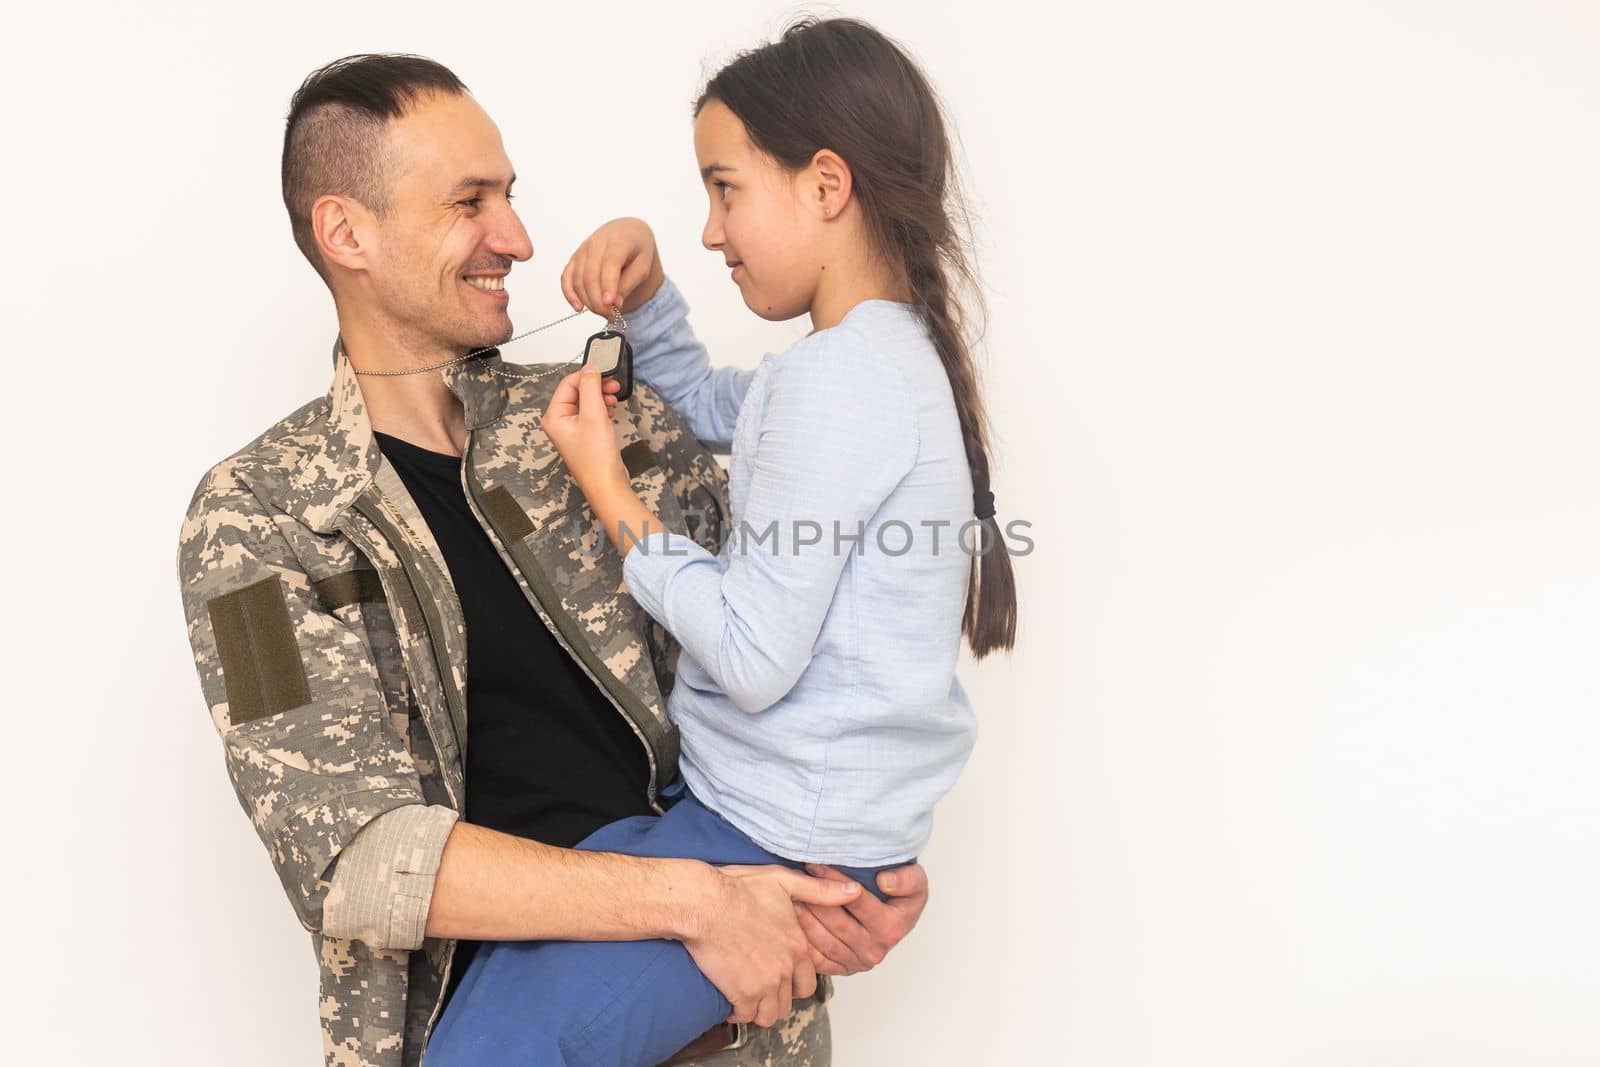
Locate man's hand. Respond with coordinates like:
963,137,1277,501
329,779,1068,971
680,864,862,1029
793,862,929,976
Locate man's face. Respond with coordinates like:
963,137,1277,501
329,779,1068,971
357,91,533,352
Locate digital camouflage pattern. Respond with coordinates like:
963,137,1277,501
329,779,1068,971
664,991,832,1067
177,339,832,1066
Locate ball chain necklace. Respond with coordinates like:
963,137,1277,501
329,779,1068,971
351,304,628,381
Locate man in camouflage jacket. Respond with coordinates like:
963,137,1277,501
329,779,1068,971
176,54,927,1067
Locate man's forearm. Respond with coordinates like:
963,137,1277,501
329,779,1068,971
423,819,717,943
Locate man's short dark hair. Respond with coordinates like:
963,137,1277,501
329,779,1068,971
281,54,468,282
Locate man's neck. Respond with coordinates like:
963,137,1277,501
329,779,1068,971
337,307,470,457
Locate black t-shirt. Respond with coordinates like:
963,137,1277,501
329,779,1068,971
374,430,656,1000
373,430,654,845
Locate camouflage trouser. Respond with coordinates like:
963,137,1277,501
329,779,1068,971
664,980,832,1067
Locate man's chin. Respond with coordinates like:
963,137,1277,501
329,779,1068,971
452,313,514,354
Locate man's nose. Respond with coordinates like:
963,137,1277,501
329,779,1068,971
491,205,535,262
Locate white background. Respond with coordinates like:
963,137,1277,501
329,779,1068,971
4,1,1598,1064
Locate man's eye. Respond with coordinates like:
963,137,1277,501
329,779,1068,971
458,197,481,208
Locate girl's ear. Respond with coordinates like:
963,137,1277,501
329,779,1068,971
810,149,853,220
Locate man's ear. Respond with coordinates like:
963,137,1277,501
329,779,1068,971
311,194,372,275
810,149,852,221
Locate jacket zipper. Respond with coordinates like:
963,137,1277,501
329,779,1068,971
457,429,668,812
350,492,472,775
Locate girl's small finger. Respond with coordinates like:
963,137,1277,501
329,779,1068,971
583,243,609,315
571,251,591,310
560,258,580,310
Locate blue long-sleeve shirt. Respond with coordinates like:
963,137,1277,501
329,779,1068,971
619,276,978,865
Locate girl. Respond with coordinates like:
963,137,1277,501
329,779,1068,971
426,16,1016,1065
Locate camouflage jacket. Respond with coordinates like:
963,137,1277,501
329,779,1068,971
176,332,832,1066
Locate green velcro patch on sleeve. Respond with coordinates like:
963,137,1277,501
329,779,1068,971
621,441,658,479
207,574,312,725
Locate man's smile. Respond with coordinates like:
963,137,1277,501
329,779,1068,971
463,272,509,298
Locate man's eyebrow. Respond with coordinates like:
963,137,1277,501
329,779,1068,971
699,163,735,181
447,174,517,195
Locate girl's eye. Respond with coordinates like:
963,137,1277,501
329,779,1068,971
714,181,731,201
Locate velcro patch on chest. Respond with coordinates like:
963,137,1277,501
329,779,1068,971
310,568,385,611
621,441,658,478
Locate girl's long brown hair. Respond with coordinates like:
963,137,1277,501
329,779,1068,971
696,15,1017,656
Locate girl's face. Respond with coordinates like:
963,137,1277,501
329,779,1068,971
693,99,823,321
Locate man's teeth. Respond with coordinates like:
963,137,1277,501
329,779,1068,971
464,276,505,291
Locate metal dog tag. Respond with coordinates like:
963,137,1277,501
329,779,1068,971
582,329,633,402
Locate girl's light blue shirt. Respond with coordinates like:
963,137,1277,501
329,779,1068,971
619,276,978,866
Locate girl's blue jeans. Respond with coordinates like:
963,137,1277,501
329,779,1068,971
422,777,909,1067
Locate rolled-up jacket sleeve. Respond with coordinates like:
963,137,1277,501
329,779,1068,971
625,275,756,451
322,803,459,950
621,326,920,715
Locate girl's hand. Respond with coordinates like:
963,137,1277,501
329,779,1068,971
561,217,667,316
543,364,667,557
541,364,626,497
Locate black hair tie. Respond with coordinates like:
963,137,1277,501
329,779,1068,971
974,489,996,520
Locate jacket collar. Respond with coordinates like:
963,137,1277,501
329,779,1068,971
276,337,510,534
